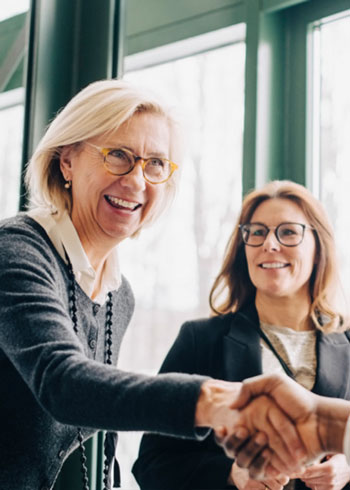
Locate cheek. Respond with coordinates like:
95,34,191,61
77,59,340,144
299,242,317,272
244,250,256,277
149,186,166,210
141,186,166,225
244,248,255,267
293,253,315,281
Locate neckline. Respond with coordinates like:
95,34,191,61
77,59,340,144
260,321,316,335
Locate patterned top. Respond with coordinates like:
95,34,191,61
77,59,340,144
260,322,317,489
260,322,317,389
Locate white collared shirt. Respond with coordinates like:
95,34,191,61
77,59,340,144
27,208,121,304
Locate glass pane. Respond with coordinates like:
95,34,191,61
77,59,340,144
310,12,350,306
0,93,24,217
0,0,29,21
0,1,29,218
117,39,245,488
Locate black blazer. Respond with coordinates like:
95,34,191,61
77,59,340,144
132,303,350,489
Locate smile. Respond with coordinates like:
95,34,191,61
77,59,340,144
259,262,289,269
105,195,142,211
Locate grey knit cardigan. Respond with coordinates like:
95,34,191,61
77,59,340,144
0,215,207,490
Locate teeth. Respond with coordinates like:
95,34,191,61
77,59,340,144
261,262,287,269
108,196,139,209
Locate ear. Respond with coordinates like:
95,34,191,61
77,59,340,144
59,146,74,181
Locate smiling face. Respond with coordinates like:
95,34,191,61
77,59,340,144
60,112,170,254
244,198,317,302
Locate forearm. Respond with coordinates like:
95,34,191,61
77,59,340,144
317,396,350,454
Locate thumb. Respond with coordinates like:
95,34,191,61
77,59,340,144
229,382,255,409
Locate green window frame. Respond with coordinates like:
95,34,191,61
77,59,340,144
1,1,350,489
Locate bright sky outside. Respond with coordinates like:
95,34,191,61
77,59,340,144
0,0,29,21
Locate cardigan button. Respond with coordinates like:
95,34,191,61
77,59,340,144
93,304,100,315
89,339,96,350
58,449,65,459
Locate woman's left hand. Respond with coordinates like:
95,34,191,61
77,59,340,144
297,454,350,490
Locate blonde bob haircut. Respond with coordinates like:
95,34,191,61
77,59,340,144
209,180,345,333
25,79,182,226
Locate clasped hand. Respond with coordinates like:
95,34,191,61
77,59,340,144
199,373,349,482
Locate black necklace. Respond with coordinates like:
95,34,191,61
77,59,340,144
66,255,113,490
238,311,296,380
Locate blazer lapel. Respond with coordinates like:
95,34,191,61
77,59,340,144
313,330,350,399
223,304,263,382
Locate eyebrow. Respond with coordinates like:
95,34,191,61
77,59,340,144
108,145,168,158
249,221,309,227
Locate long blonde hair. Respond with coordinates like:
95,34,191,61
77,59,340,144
209,180,344,332
25,79,182,227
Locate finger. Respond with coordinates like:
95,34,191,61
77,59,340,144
230,374,289,410
263,474,289,490
263,479,284,490
257,420,295,470
276,474,290,485
247,447,273,480
235,432,268,468
301,464,326,479
301,484,326,490
301,475,332,484
214,425,228,444
266,404,306,470
257,449,277,478
265,450,303,477
218,428,260,459
216,425,250,450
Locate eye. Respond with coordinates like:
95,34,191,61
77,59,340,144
251,227,266,236
280,226,298,236
108,149,130,161
147,158,165,168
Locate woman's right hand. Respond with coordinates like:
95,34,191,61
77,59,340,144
229,461,289,489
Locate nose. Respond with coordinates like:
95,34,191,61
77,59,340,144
263,230,280,251
118,162,146,191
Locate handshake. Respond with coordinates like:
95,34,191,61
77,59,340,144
196,373,350,480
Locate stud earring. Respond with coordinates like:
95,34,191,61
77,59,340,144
64,180,72,189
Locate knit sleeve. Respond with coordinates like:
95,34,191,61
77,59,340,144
0,217,208,438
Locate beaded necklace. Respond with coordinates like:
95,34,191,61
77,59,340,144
66,256,114,490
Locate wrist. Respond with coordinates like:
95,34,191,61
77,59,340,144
195,379,242,428
317,396,350,454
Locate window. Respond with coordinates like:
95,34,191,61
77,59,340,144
0,89,24,217
308,11,350,306
0,0,29,218
117,25,246,488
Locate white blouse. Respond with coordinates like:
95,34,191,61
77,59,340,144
260,322,317,390
27,208,121,304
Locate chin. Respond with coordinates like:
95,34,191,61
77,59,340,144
101,225,137,242
259,286,288,298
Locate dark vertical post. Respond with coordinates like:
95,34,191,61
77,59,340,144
19,0,125,488
20,0,126,210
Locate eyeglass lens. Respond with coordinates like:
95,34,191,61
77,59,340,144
241,223,305,246
105,148,171,183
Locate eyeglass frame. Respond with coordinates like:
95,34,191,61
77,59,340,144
238,222,316,247
86,142,178,184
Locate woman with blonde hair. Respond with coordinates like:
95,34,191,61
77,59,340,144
133,180,350,490
0,79,295,490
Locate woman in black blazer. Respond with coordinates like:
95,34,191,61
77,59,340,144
133,180,350,490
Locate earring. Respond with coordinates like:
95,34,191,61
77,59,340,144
64,180,72,189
